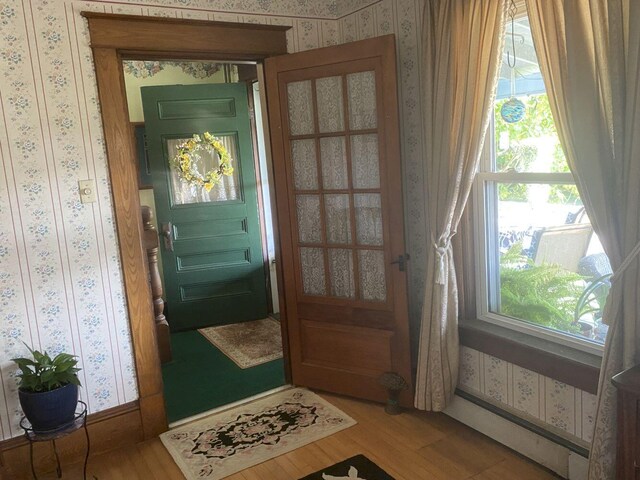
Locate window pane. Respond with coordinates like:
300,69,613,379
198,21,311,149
324,194,352,244
167,136,239,205
316,76,345,133
493,94,569,174
489,182,609,343
347,71,377,130
320,137,349,190
291,139,318,190
354,193,383,246
296,195,321,243
287,80,315,136
300,247,326,295
493,15,570,174
328,248,355,298
358,250,386,302
351,134,380,189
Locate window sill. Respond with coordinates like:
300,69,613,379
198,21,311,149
459,319,601,394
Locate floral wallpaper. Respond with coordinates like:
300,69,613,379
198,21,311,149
122,60,222,79
0,0,339,442
459,346,598,447
0,0,586,451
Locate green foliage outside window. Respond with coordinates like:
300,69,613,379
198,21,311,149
494,94,578,204
499,243,583,334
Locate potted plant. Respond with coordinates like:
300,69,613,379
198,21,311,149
12,345,82,432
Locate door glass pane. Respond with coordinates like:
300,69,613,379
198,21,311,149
316,76,345,133
347,71,377,130
354,193,383,246
300,247,326,295
351,134,380,189
358,250,386,301
320,136,348,190
324,194,352,244
167,135,239,205
296,195,322,243
328,249,355,298
292,139,318,190
287,80,315,135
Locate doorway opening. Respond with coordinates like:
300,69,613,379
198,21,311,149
122,58,286,424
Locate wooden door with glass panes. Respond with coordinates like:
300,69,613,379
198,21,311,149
265,35,412,404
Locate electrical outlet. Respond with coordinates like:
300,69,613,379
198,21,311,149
78,179,97,204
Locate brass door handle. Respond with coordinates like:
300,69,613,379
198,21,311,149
160,222,174,252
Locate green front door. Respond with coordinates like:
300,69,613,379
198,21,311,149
142,83,268,331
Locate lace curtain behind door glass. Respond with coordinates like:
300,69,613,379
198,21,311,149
166,136,240,205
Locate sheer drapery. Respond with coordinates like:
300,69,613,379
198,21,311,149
167,136,239,204
414,0,508,411
526,1,640,477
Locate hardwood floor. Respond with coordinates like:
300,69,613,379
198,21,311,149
8,392,560,479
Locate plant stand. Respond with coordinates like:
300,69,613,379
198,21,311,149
19,401,89,480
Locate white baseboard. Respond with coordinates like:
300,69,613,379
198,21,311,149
444,394,589,479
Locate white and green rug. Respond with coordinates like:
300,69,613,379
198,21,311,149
160,388,356,480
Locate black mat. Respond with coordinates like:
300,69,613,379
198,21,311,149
299,454,395,479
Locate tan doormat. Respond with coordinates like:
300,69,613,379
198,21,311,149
160,388,357,480
198,318,283,369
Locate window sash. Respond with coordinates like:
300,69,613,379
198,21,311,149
473,175,604,355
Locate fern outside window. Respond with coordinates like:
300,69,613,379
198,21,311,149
473,12,610,353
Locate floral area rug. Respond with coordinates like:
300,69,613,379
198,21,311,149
198,317,283,369
299,454,395,480
160,388,356,479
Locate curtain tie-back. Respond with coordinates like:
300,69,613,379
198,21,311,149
610,239,640,284
433,236,452,285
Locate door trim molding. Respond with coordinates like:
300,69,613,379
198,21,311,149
83,12,289,439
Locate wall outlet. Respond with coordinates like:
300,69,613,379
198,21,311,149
78,179,97,204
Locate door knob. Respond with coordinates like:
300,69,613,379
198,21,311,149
161,222,174,252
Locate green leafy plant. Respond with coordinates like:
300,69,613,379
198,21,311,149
574,274,611,324
499,243,584,334
12,344,81,393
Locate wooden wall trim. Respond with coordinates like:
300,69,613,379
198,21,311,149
83,12,289,440
81,12,288,57
92,46,167,439
0,402,143,477
459,320,601,394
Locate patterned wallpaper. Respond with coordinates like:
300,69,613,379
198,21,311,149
0,0,590,451
459,346,597,447
0,0,340,442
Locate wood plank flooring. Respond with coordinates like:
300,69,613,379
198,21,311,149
8,392,560,479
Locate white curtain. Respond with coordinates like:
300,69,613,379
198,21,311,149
526,1,640,477
414,0,508,411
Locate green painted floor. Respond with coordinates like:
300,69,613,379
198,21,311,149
162,330,286,423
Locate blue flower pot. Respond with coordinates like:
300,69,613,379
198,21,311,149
19,383,79,432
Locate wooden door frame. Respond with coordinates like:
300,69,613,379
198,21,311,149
82,12,290,439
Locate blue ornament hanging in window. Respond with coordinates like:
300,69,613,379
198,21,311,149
500,0,525,124
500,97,525,123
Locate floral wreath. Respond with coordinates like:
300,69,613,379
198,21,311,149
172,132,234,192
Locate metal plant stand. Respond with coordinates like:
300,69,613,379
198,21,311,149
19,401,90,480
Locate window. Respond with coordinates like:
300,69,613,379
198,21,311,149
474,14,609,352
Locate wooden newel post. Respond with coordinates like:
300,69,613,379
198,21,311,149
141,206,172,364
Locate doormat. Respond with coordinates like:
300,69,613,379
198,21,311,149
198,317,282,369
299,455,395,480
160,388,356,480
